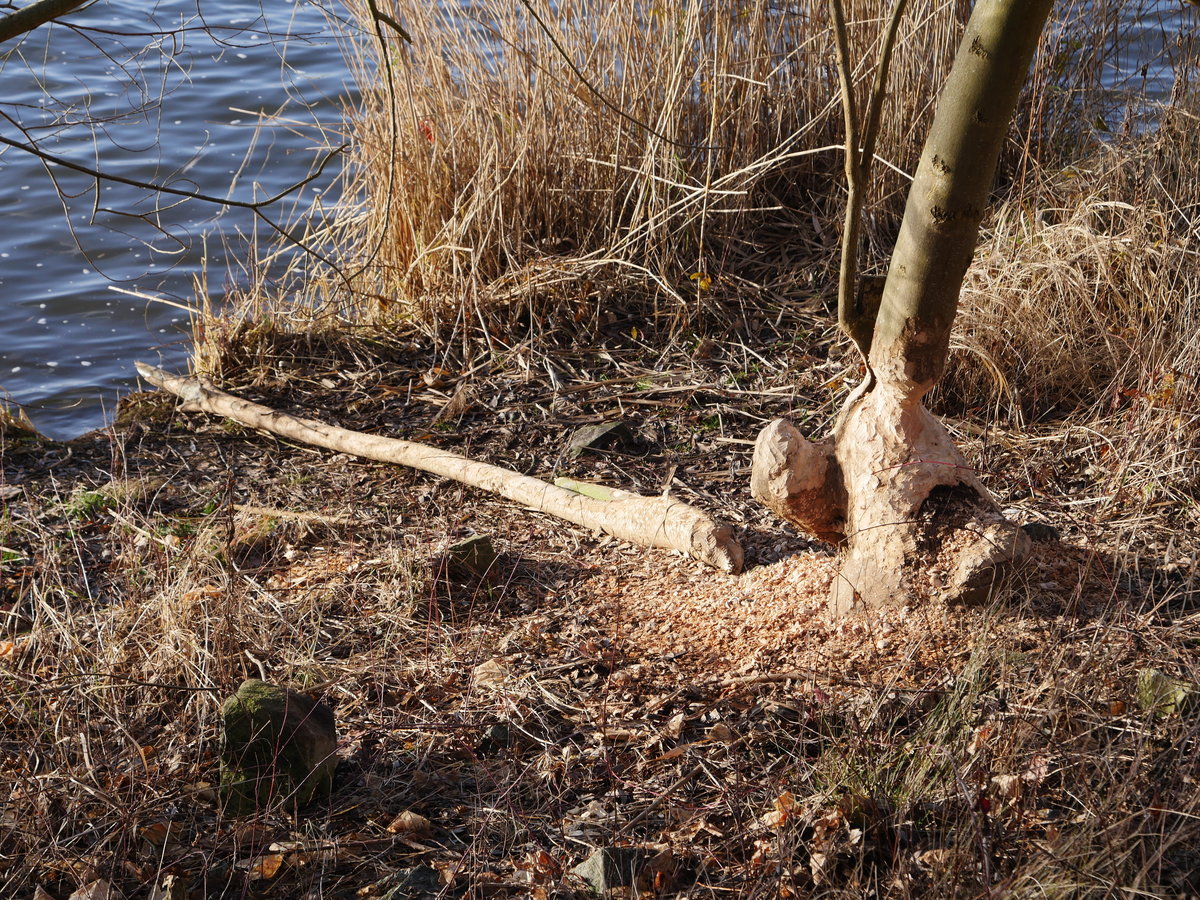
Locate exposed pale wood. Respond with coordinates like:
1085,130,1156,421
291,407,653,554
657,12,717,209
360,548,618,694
750,419,845,545
136,363,743,573
753,0,1051,613
827,384,1029,613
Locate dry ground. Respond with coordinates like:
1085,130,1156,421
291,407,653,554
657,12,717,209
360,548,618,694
2,325,1198,899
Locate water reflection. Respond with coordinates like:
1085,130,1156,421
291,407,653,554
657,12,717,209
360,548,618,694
0,0,357,438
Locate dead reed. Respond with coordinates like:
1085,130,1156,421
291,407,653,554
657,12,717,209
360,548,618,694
300,0,1168,332
4,2,1198,896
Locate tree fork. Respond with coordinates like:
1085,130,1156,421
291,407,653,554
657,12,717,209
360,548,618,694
755,0,1054,614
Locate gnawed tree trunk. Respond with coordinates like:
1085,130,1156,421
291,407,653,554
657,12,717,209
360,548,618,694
136,363,743,573
754,0,1054,614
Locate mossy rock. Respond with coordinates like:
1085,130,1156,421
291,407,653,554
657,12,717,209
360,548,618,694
441,534,497,581
220,679,337,815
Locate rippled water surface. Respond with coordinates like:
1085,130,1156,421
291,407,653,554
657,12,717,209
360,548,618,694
0,0,357,438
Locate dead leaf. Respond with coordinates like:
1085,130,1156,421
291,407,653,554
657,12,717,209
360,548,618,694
809,850,832,885
245,853,285,880
968,724,993,754
1023,754,1051,785
473,658,510,689
139,820,182,850
663,712,686,739
992,773,1021,801
387,810,433,836
760,790,798,830
706,722,734,743
69,881,123,900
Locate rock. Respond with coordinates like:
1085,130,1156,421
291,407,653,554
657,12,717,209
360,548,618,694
442,535,497,581
375,865,443,900
1136,668,1197,717
571,847,647,894
566,421,630,458
475,722,511,755
1021,522,1060,543
220,679,337,815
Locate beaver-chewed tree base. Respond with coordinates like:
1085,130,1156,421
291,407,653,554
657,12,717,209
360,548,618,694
752,382,1030,615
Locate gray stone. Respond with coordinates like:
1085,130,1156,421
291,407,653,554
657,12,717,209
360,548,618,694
1021,522,1060,543
571,847,647,895
566,421,629,458
220,679,337,815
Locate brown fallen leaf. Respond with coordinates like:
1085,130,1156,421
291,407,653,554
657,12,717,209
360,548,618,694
387,810,433,836
68,881,123,900
245,853,285,880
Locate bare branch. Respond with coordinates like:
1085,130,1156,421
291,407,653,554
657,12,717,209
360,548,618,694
831,0,911,360
0,0,90,45
0,130,347,213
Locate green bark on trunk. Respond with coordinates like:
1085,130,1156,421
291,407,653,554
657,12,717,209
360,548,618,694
870,0,1054,394
754,0,1056,613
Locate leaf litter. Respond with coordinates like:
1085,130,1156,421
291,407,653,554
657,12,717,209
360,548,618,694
1,331,1197,898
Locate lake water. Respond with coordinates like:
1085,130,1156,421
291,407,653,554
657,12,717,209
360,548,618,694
0,2,1192,439
0,0,358,438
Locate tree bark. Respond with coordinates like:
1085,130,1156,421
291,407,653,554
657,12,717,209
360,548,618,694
0,0,91,44
754,0,1054,614
136,363,743,574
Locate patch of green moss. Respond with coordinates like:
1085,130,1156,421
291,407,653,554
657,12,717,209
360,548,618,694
220,679,337,816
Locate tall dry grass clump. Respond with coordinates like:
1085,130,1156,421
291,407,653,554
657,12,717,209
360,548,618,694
311,0,1151,335
942,96,1200,500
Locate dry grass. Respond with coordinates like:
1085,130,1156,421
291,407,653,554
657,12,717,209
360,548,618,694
6,2,1200,897
219,0,1200,511
285,0,1174,332
2,382,1198,897
942,99,1200,503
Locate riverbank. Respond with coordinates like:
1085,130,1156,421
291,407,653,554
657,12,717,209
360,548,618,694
2,316,1198,898
4,2,1200,896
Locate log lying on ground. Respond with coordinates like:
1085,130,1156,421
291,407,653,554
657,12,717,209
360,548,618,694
136,363,743,573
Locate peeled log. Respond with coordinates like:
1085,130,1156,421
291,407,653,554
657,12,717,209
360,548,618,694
136,363,743,573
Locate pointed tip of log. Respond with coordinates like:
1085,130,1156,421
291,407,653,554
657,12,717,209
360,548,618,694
693,523,744,575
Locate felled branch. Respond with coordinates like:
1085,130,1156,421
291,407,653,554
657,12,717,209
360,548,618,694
135,363,743,573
